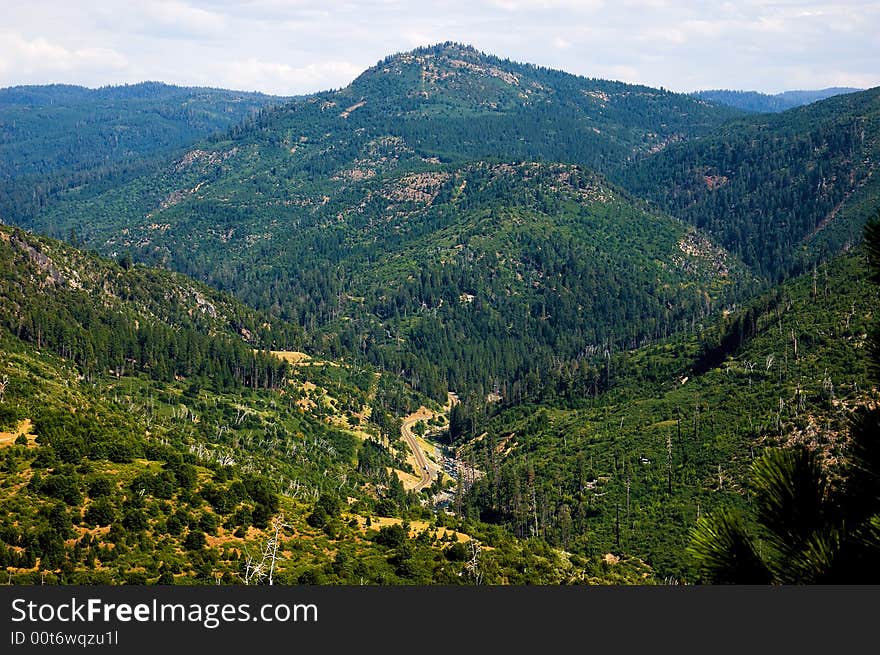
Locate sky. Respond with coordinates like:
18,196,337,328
1,1,878,96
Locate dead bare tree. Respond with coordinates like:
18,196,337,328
822,369,835,400
265,514,287,585
465,540,483,585
240,549,266,585
238,514,290,585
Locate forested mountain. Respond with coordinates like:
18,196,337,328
338,43,741,168
694,88,862,113
0,82,284,225
27,155,750,400
20,45,741,221
0,225,299,386
456,247,878,579
616,87,880,280
18,44,749,399
0,225,653,584
21,43,744,246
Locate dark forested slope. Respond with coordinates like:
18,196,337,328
0,226,651,585
0,82,284,224
33,156,749,399
616,87,880,280
456,247,878,579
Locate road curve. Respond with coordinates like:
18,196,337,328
400,413,434,491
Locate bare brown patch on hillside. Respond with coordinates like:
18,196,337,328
382,171,451,205
0,419,34,448
353,515,474,543
174,147,238,173
704,174,729,190
340,100,366,118
269,351,339,368
674,230,731,278
270,350,312,364
582,90,609,104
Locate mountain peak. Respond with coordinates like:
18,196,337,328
379,42,491,66
352,41,523,94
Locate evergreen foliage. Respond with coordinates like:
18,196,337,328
0,82,283,225
616,87,880,280
687,212,880,583
694,88,862,114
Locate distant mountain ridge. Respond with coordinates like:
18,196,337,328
693,87,863,113
0,81,286,225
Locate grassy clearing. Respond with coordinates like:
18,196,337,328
270,350,312,364
0,419,33,448
352,515,473,543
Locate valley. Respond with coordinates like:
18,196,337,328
1,42,878,585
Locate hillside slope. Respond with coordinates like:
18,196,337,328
0,82,284,224
33,154,748,398
0,226,651,585
340,43,741,168
616,87,880,279
694,88,862,113
18,43,742,239
457,247,878,579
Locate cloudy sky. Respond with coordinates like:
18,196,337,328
1,1,878,95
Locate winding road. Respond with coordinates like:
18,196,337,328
399,394,458,492
400,413,435,491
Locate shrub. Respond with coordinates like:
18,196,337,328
374,523,407,549
84,499,115,526
183,530,206,551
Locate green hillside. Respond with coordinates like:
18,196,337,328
0,46,759,402
3,44,879,585
456,247,878,579
340,43,741,168
0,226,651,584
23,44,740,231
21,48,880,406
0,82,284,225
693,88,862,113
616,87,880,280
31,155,748,399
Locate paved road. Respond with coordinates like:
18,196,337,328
400,413,435,491
399,394,459,492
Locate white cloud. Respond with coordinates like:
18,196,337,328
763,67,880,91
485,0,604,10
553,36,571,50
142,1,228,38
0,0,877,94
622,0,671,7
402,30,450,48
223,58,363,94
0,31,127,77
594,64,642,85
